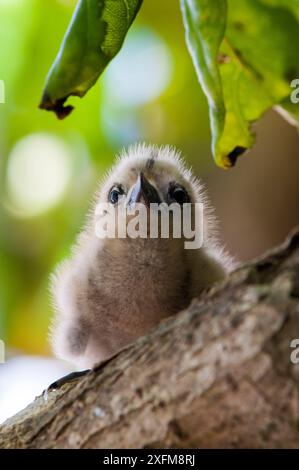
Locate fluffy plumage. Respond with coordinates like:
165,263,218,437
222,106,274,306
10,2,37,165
50,144,234,368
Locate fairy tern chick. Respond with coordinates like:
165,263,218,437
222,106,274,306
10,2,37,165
50,144,234,369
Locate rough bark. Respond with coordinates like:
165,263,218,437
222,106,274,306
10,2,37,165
1,227,299,449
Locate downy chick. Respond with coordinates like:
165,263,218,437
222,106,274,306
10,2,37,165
51,144,234,369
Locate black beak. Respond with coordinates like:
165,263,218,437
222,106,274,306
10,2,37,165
127,172,161,207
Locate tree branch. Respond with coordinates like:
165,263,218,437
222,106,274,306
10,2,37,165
1,227,299,448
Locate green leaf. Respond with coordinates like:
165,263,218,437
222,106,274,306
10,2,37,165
180,0,227,166
40,0,143,119
181,0,299,168
259,0,299,21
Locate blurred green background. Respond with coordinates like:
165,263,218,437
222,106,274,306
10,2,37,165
0,0,299,361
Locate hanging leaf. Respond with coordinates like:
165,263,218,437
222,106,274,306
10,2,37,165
181,0,299,168
40,0,143,119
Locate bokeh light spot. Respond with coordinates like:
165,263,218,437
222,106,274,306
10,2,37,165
103,27,173,106
6,133,73,218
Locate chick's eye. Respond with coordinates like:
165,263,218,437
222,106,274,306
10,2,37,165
169,186,189,205
109,186,123,204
